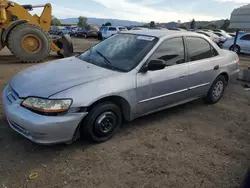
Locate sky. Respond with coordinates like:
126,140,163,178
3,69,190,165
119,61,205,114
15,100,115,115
16,0,249,23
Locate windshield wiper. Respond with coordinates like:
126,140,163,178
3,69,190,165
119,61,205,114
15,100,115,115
95,50,116,70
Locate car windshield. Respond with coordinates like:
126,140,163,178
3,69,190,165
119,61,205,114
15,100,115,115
78,34,158,72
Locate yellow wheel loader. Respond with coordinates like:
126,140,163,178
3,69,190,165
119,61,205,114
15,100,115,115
0,0,73,63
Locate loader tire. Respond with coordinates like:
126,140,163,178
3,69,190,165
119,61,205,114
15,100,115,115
8,23,51,63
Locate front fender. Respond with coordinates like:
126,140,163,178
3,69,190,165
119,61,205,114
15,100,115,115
2,20,28,42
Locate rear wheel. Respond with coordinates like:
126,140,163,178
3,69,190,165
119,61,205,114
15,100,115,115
81,102,122,143
203,75,226,104
8,23,51,63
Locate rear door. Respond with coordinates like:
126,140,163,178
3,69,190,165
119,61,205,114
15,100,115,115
136,37,190,115
185,36,221,97
239,34,250,53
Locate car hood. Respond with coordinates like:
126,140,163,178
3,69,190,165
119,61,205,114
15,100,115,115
10,57,116,98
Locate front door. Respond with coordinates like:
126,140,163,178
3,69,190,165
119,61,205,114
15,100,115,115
136,37,190,115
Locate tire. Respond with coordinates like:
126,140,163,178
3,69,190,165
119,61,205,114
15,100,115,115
8,23,51,63
81,102,122,143
229,45,241,54
83,33,87,38
203,75,226,104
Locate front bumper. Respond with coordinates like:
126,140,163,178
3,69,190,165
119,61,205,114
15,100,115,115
2,85,88,144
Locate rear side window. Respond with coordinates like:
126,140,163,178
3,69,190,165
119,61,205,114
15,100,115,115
150,37,185,66
186,37,218,61
240,34,250,41
108,27,117,31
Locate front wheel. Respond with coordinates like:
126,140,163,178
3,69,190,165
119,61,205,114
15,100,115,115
203,75,226,104
81,102,122,143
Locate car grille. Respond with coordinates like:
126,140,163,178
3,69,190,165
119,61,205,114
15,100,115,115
5,86,19,103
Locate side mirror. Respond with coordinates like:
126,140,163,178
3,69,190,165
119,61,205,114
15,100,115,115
147,59,166,71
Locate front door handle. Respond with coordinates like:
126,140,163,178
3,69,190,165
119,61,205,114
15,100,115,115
214,65,219,70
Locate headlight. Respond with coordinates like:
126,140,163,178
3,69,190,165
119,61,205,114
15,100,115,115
21,97,72,114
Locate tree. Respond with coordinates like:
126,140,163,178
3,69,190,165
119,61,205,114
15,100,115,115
104,22,112,26
179,25,187,29
77,16,87,27
190,19,196,29
51,16,61,26
220,19,230,30
150,21,156,28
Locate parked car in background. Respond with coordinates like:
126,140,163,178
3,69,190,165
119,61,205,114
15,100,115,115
2,30,239,144
101,26,128,38
69,27,78,36
202,29,214,33
223,33,250,54
213,31,232,40
214,29,227,34
228,33,236,37
74,27,99,38
56,28,64,35
196,31,222,46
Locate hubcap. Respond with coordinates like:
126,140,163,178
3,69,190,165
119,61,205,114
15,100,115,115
212,81,224,100
21,34,42,53
94,111,116,135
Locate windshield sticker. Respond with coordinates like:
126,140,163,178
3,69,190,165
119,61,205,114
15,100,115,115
137,36,155,41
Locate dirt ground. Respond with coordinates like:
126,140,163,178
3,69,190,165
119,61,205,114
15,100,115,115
1,37,250,188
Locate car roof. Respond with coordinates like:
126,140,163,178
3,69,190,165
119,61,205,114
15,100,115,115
123,29,195,38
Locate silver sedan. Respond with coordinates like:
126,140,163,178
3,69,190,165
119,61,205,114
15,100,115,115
2,30,239,144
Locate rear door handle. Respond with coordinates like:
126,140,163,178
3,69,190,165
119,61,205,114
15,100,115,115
214,65,219,70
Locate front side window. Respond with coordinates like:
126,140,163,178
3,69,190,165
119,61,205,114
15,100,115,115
186,37,217,61
240,34,250,41
150,37,185,66
78,34,158,72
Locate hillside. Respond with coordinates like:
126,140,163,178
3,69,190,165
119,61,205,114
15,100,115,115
60,17,144,26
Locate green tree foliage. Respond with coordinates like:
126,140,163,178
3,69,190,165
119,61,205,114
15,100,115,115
104,22,112,26
179,25,187,29
202,24,217,30
190,19,196,29
77,16,87,27
150,21,156,28
51,16,61,26
220,19,230,30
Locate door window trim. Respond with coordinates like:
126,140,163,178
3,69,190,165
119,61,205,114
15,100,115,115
184,36,219,63
139,36,188,73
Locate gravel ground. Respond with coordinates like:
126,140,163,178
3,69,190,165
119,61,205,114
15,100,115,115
0,37,250,188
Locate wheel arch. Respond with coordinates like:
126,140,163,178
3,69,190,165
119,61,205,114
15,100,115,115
2,20,28,42
87,95,132,122
219,72,229,84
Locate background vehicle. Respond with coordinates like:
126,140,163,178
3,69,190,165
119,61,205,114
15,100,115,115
74,26,99,38
214,31,232,39
223,33,250,54
101,26,128,38
0,1,73,62
61,26,77,35
2,30,239,144
196,31,222,46
201,29,214,33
